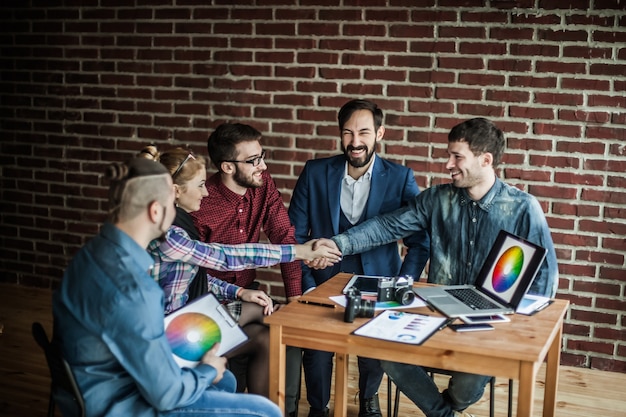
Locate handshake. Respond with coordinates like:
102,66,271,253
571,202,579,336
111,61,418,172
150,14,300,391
299,238,342,270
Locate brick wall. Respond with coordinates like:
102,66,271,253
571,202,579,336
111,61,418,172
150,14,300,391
1,1,624,372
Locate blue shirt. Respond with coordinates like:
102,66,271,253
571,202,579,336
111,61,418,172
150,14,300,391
53,223,220,417
332,179,558,297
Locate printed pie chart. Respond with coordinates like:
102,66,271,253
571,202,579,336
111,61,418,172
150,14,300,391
492,246,524,292
165,312,221,361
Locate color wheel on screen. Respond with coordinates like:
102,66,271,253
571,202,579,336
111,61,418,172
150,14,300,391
491,246,524,293
165,312,221,361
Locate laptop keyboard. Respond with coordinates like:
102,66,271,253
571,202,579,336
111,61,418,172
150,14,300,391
446,288,500,310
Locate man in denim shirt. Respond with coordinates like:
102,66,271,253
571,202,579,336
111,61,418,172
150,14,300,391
316,118,558,417
53,158,281,417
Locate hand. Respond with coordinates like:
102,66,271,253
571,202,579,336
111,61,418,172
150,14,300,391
200,343,227,384
296,239,342,269
240,289,274,315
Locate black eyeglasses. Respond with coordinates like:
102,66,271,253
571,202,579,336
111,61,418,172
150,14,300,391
224,150,266,167
172,153,195,178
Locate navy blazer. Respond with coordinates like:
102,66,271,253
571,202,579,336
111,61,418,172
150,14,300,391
288,154,430,292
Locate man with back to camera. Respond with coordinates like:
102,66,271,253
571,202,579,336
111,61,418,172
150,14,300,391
191,122,302,414
312,117,559,417
52,157,282,417
288,99,430,417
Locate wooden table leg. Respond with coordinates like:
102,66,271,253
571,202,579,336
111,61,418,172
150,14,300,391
268,324,285,412
517,361,537,417
333,353,348,417
543,324,562,417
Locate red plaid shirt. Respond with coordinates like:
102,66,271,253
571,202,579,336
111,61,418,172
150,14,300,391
191,170,302,297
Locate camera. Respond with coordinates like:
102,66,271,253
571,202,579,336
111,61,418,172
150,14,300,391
343,287,375,323
377,275,415,305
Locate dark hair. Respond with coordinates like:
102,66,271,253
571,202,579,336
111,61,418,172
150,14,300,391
207,123,262,171
337,99,384,132
448,118,505,168
106,157,171,223
137,145,206,188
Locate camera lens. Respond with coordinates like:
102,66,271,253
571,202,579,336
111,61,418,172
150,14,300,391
395,287,415,305
357,299,376,318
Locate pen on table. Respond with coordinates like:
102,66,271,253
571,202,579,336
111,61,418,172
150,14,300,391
298,299,336,308
438,318,455,331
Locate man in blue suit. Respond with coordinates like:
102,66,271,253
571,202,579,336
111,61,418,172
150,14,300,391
288,99,430,417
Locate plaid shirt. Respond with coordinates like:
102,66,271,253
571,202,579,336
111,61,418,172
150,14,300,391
148,225,295,314
191,170,302,298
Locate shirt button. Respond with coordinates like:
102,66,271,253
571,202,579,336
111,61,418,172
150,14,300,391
238,209,243,213
470,241,474,246
472,218,477,223
239,229,243,233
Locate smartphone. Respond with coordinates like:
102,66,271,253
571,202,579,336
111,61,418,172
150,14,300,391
449,323,494,332
459,314,510,324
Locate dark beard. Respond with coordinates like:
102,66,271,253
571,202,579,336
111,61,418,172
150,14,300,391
233,167,263,189
343,145,375,168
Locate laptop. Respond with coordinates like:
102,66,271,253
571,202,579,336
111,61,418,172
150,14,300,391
414,230,547,318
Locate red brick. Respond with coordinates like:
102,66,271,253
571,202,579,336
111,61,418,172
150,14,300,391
439,26,486,39
389,24,434,38
585,126,626,142
435,87,482,101
567,340,614,355
590,358,626,373
341,53,385,67
343,24,386,37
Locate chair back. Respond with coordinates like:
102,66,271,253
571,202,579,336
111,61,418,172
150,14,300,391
31,322,86,417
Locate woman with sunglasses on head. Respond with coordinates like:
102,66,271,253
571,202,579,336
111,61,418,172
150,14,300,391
139,145,340,397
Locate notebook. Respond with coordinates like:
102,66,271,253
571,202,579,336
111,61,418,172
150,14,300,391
414,230,547,318
163,293,248,367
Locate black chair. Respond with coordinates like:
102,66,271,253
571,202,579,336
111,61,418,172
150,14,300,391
387,374,513,417
31,322,85,417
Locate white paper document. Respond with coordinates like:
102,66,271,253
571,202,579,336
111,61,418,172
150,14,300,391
353,310,447,345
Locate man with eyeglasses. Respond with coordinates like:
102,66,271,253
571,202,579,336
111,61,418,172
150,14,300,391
191,123,303,413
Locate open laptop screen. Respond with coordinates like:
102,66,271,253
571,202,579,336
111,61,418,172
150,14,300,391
476,231,547,308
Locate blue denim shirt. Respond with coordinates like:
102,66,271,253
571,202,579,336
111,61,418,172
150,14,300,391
53,223,220,417
333,179,558,297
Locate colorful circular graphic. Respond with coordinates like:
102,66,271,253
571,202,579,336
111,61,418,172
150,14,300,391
165,312,221,361
492,246,524,293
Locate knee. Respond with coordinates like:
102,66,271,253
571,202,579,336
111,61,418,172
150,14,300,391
380,360,401,378
446,374,491,410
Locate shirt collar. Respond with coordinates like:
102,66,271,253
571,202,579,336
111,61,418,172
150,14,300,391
458,178,503,211
343,153,376,184
101,222,154,271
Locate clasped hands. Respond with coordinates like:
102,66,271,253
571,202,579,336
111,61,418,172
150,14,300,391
301,238,341,270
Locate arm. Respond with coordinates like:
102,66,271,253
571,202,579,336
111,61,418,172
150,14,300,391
105,284,220,410
332,202,423,256
160,226,295,271
520,198,559,298
397,170,430,278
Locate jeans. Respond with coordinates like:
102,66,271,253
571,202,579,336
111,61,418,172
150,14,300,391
381,360,491,417
164,370,282,417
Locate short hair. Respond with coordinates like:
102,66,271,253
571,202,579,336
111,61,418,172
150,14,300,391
448,118,506,168
207,123,262,171
337,99,384,132
106,157,172,223
137,145,206,191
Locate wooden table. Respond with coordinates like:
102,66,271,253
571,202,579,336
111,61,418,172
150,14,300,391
265,273,569,417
